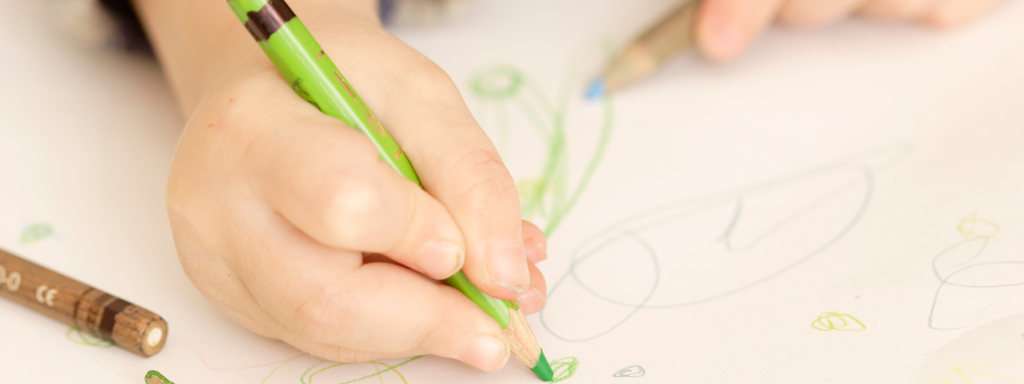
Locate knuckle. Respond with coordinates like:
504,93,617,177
447,149,521,211
400,65,459,95
322,169,392,247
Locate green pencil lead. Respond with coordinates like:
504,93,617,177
531,350,554,381
145,370,174,384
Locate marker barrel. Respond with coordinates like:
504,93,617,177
0,248,167,357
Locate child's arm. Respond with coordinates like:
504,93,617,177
133,0,547,371
695,0,999,62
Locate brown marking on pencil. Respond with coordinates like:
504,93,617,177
367,113,387,136
316,50,325,60
0,248,167,357
335,72,356,99
393,149,403,160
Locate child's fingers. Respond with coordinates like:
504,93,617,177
522,220,548,263
246,104,465,280
234,231,510,372
859,0,997,26
696,0,788,62
859,0,933,20
517,262,549,315
397,110,531,299
354,57,531,300
284,337,426,363
922,0,1000,27
777,0,865,27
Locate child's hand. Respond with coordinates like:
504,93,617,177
156,2,546,372
695,0,999,61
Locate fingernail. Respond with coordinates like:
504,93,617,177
524,238,547,262
516,287,547,315
487,246,530,293
417,240,463,278
462,335,509,372
701,7,747,61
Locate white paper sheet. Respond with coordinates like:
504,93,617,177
2,0,1023,382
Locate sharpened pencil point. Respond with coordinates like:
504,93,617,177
532,350,553,381
145,370,174,384
585,78,606,100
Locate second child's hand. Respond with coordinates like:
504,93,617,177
694,0,999,62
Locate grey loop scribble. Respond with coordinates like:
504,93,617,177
928,238,1024,330
541,144,913,342
613,365,646,377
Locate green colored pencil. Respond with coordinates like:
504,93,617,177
225,0,552,380
144,370,174,384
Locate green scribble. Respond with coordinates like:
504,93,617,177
811,312,866,331
66,326,114,348
931,360,1018,383
335,356,421,384
469,66,524,101
957,213,1000,240
549,357,579,383
260,354,307,384
468,42,616,235
263,355,422,384
19,222,54,244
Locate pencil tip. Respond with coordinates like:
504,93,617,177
585,78,606,100
145,370,174,384
532,350,554,381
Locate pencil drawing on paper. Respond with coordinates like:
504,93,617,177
928,213,1024,330
811,312,866,332
186,347,422,384
931,360,1019,384
467,43,615,235
19,222,53,244
613,365,645,377
541,144,913,341
66,326,114,348
255,354,422,384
